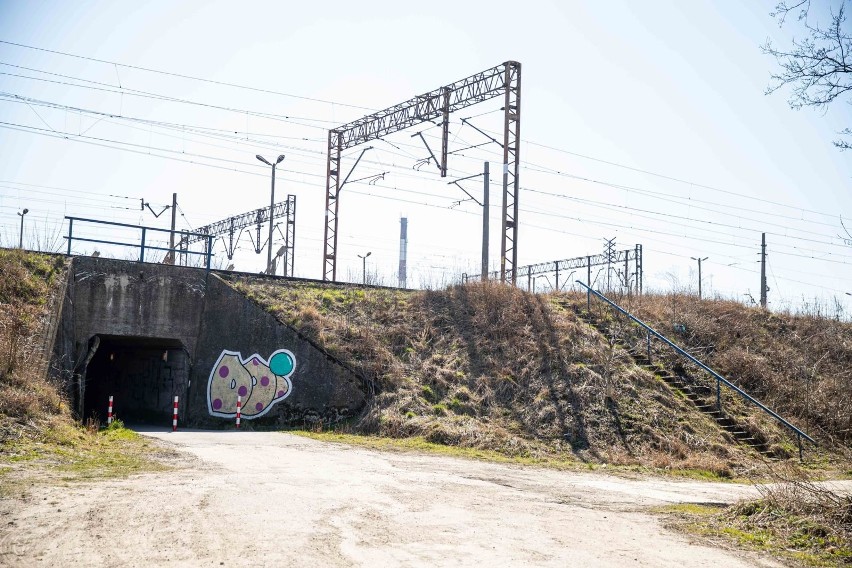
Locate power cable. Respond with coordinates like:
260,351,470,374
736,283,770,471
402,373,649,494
0,41,375,111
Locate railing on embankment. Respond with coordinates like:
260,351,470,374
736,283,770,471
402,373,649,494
575,280,816,460
64,216,214,270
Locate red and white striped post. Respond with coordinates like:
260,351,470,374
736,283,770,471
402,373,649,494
236,395,242,429
172,396,179,432
107,395,113,425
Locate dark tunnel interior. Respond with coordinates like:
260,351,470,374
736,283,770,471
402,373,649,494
82,335,190,425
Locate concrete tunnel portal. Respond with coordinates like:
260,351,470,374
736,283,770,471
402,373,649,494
55,257,370,428
82,335,190,424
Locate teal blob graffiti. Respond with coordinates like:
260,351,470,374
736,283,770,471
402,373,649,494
270,351,294,376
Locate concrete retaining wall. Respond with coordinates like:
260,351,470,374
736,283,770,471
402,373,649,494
52,257,368,427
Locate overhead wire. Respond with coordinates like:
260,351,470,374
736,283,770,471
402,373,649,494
0,41,375,111
2,53,849,298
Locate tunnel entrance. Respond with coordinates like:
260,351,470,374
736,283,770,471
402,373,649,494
82,335,190,424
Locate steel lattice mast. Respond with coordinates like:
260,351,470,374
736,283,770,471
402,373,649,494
178,196,296,264
488,245,644,294
323,61,521,283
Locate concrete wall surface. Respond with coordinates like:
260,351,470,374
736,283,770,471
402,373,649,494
52,257,368,427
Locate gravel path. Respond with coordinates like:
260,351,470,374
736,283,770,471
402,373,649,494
0,430,798,567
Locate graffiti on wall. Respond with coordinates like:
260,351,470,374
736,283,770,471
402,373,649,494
207,349,295,419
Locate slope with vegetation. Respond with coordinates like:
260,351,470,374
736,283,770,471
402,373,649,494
0,250,168,491
231,277,817,476
584,291,852,450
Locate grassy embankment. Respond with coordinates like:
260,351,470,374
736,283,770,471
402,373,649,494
0,250,170,496
233,278,824,475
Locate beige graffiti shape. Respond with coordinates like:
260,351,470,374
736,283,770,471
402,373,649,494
207,349,295,419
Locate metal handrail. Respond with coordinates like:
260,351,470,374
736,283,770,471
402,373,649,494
64,216,214,271
575,281,816,455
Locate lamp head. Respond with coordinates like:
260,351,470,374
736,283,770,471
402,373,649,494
22,208,28,215
366,251,371,258
275,154,286,165
256,155,272,166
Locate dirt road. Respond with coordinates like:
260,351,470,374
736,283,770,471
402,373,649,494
0,430,795,567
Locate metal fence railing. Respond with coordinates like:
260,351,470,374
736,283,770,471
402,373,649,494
576,280,816,459
64,216,214,271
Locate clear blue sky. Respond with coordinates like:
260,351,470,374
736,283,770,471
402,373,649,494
1,0,850,313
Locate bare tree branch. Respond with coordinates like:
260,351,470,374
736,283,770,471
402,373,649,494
763,1,852,148
771,0,812,26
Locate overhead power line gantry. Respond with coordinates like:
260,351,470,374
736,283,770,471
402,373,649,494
177,195,296,275
323,61,522,284
486,244,644,295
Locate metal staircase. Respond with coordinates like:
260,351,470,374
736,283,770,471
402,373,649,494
572,281,815,461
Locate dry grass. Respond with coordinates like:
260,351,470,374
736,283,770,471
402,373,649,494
232,278,774,476
663,463,851,566
0,249,67,433
0,249,170,489
574,291,852,451
568,289,852,564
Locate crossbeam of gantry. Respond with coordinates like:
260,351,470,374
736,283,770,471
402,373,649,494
178,196,296,267
323,61,521,283
490,245,643,294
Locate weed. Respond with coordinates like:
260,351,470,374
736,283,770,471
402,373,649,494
432,403,448,416
420,384,435,402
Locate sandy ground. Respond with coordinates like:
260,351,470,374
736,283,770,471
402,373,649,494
2,429,834,567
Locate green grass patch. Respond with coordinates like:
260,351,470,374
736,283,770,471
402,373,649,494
655,502,725,516
289,430,760,483
0,419,172,494
289,430,584,469
661,497,852,567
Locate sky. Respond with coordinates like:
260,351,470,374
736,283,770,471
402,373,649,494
0,0,850,315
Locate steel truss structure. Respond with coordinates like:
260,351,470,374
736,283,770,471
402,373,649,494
487,244,644,294
324,61,521,283
178,195,296,275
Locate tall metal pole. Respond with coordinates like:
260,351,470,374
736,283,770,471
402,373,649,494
586,255,592,311
500,158,509,283
268,163,276,274
167,193,177,264
760,233,767,308
691,256,708,299
482,162,489,281
606,249,611,292
358,251,371,284
257,154,285,274
635,244,643,296
17,209,28,249
587,256,591,289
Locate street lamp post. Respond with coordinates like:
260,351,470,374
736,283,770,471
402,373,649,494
357,252,371,284
17,208,28,249
691,256,709,299
256,154,286,274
